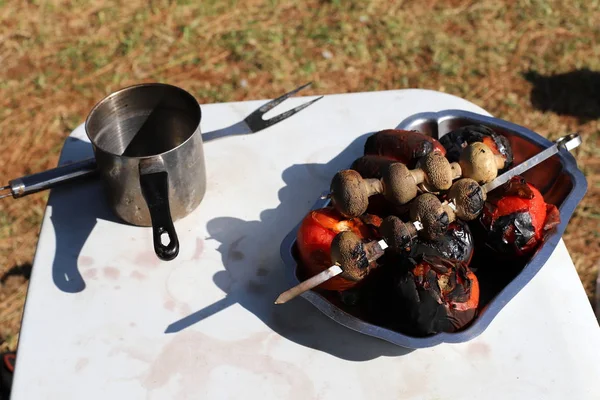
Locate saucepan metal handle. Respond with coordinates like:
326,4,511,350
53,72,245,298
1,158,98,199
138,161,179,261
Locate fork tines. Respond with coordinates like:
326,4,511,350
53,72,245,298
244,82,324,132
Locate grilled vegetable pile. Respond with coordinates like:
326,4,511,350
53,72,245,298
289,126,562,337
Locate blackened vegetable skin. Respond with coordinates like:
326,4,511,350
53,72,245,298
388,255,480,336
479,176,560,256
439,124,514,170
407,220,474,265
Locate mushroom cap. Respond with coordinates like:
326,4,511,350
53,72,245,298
448,178,487,221
417,151,453,191
330,169,369,218
382,163,418,205
330,231,371,281
410,193,449,240
459,142,498,183
380,215,414,252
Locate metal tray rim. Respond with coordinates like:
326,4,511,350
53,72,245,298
279,109,588,349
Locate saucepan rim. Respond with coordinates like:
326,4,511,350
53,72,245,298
84,82,202,160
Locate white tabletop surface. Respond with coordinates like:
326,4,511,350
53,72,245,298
11,89,600,400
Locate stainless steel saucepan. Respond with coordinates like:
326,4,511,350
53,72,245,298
84,83,207,261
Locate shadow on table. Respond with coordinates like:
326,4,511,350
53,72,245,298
48,137,120,293
165,130,416,361
49,118,278,294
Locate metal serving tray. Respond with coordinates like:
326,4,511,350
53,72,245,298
279,109,587,349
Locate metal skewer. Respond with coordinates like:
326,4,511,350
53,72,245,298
275,239,390,305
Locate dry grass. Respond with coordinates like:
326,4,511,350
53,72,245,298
1,0,599,351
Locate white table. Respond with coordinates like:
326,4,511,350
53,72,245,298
11,89,600,399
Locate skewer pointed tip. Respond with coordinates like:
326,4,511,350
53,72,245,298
274,291,296,305
274,296,286,305
274,265,343,305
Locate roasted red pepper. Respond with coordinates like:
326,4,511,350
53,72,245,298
479,176,560,256
296,207,382,291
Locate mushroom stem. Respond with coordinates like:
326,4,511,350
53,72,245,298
364,240,387,264
410,169,426,185
363,178,383,197
450,162,462,179
441,201,456,224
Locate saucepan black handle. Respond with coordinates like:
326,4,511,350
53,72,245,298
139,171,180,261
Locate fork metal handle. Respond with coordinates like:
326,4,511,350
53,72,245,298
1,158,98,199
